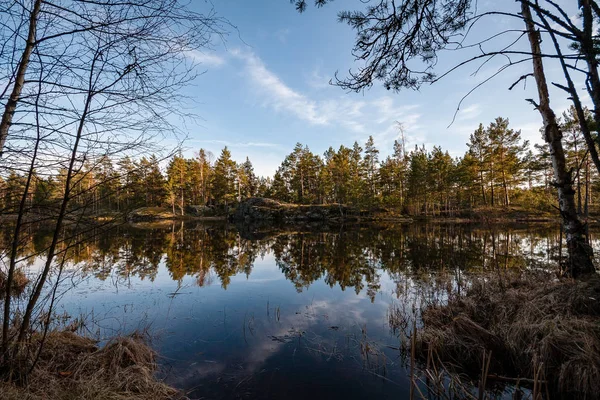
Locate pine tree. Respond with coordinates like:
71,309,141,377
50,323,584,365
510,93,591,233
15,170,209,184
211,147,238,207
4,171,26,212
349,142,364,205
562,106,594,215
146,155,167,207
167,155,188,215
407,145,429,214
117,156,137,210
197,149,214,205
95,156,120,210
487,117,528,206
362,136,380,207
428,146,455,214
467,124,492,206
240,157,258,199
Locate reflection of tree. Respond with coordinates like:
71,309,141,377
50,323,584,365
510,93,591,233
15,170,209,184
1,223,597,295
272,231,382,301
165,226,263,288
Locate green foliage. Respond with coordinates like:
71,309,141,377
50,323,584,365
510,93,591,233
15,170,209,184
211,147,238,207
2,115,595,217
272,143,323,204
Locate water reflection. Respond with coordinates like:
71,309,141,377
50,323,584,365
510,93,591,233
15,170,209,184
2,222,581,291
0,222,593,399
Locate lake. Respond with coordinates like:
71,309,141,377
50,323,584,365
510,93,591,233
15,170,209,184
7,222,593,399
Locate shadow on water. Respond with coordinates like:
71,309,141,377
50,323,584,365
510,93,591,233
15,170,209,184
1,221,595,399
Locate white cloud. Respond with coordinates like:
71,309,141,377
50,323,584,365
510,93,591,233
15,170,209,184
192,139,279,148
233,49,327,125
307,66,331,89
456,104,482,121
274,28,291,44
232,49,422,148
187,50,226,67
518,121,543,145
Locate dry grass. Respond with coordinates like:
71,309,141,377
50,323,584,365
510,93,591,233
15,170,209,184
0,331,182,400
416,272,600,399
0,269,29,297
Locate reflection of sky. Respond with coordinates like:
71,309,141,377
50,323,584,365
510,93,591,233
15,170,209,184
55,251,413,399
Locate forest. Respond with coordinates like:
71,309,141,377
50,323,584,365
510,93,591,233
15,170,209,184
2,110,596,218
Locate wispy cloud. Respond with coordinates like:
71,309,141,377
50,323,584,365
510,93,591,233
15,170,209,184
232,49,422,147
307,66,331,89
456,104,482,121
187,49,227,67
275,28,291,44
232,49,327,125
517,121,543,144
193,139,280,148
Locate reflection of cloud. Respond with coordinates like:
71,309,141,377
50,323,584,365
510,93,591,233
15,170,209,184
239,291,385,376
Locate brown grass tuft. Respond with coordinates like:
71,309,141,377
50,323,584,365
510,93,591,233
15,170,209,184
0,331,182,400
0,269,29,297
416,272,600,399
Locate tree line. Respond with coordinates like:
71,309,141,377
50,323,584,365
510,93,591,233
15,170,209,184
2,109,595,217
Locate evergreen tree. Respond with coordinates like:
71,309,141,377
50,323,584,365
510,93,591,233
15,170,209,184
362,136,380,207
487,117,528,206
240,157,258,199
562,106,594,215
167,154,189,215
197,149,214,205
4,171,26,212
407,145,429,214
211,147,238,207
349,142,364,205
274,143,323,204
428,146,455,214
95,156,120,210
467,124,492,206
145,155,167,207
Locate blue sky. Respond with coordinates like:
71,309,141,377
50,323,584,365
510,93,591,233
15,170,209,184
174,0,579,177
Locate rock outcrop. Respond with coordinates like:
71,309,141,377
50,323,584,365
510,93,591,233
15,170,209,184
127,207,177,222
232,198,358,224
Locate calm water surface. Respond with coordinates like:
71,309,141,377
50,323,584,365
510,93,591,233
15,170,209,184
11,222,595,399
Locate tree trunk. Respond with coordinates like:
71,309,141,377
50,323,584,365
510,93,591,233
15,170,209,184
579,0,600,175
0,0,42,157
180,189,184,216
490,162,495,207
522,2,595,277
480,171,487,205
585,157,590,220
502,170,509,206
576,150,582,215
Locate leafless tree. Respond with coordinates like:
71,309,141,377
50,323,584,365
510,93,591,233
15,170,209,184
0,0,227,380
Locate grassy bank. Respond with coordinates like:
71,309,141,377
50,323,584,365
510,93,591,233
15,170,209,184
414,272,600,399
0,332,180,400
